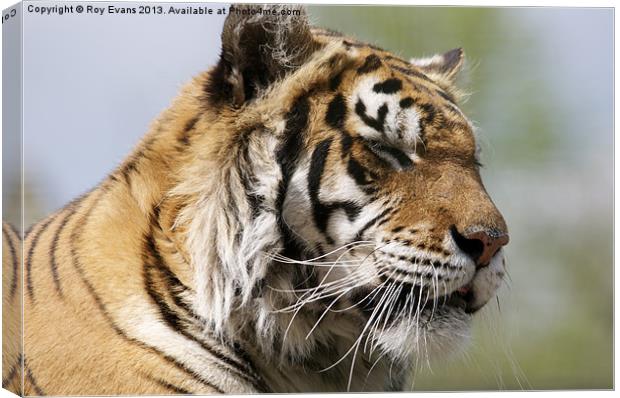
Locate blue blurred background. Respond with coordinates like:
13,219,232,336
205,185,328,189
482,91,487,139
3,3,613,390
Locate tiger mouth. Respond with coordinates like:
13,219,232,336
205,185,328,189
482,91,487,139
358,280,478,320
444,285,475,312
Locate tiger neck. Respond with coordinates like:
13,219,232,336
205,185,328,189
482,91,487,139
109,76,402,392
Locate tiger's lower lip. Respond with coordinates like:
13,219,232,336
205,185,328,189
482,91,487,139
359,286,478,318
445,292,469,311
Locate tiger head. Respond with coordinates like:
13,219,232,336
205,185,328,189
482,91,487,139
176,5,508,373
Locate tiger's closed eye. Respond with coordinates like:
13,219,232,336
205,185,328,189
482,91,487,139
365,140,414,171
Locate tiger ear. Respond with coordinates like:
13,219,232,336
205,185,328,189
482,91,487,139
410,48,464,84
210,4,320,106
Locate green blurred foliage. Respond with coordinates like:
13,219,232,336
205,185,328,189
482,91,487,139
309,5,613,390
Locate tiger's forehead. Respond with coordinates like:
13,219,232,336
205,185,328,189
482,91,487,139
318,47,475,157
347,72,421,151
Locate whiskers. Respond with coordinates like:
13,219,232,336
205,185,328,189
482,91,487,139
478,284,532,391
261,239,461,392
266,242,377,310
310,264,444,391
267,240,375,267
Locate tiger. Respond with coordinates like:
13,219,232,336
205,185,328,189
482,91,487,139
2,222,22,396
2,4,509,395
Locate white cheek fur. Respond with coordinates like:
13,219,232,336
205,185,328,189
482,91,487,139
469,250,506,309
282,164,376,250
374,306,472,366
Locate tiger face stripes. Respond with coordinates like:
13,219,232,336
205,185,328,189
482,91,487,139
4,5,508,395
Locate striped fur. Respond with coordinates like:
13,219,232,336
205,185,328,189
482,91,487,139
3,5,508,394
3,222,22,395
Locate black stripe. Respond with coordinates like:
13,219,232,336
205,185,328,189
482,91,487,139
203,57,235,105
325,54,343,69
342,134,376,186
355,99,388,133
389,64,435,84
436,89,456,104
120,154,140,184
325,94,347,130
308,139,362,242
412,81,434,96
69,192,226,393
143,227,255,381
140,372,192,395
385,146,414,169
184,116,199,133
140,232,197,319
143,236,193,331
445,118,471,133
376,214,393,227
399,97,414,109
49,208,77,297
383,55,414,68
48,193,89,297
276,96,309,180
154,264,199,320
342,40,385,52
230,341,264,388
6,222,20,237
275,96,311,259
238,135,265,220
119,136,156,184
74,257,224,393
26,215,57,302
144,268,262,392
412,102,438,142
142,230,262,390
3,224,19,300
420,103,437,124
371,143,414,169
353,206,394,242
329,71,343,91
179,116,199,146
2,354,21,388
308,139,334,235
25,362,45,396
340,131,353,158
347,156,374,186
357,54,382,74
373,78,402,94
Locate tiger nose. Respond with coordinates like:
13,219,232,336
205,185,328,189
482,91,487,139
450,226,509,268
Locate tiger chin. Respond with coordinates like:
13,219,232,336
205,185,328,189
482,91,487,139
2,4,509,395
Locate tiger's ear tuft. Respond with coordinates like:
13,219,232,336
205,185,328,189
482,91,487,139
209,4,320,106
410,47,464,84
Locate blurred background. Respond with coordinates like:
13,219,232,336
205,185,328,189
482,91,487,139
3,3,613,391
